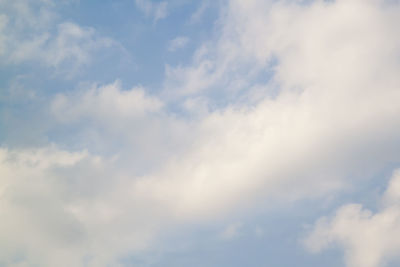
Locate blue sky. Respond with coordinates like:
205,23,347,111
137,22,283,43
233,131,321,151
1,0,400,266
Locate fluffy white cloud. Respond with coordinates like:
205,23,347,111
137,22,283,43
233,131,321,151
50,81,188,169
304,170,400,267
146,0,400,221
166,0,400,100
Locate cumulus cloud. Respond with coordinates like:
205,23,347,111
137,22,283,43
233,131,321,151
304,170,400,267
147,0,400,221
166,0,400,101
49,81,188,169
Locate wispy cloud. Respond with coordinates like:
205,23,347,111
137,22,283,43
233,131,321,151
167,36,189,52
10,22,114,69
135,0,168,22
0,0,116,76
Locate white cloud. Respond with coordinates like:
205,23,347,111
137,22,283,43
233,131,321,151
0,146,166,267
144,0,400,222
168,36,189,52
135,0,168,22
0,0,56,32
0,0,115,73
304,170,400,267
46,0,400,255
0,147,91,267
166,0,400,100
51,80,163,123
9,22,114,70
50,80,189,173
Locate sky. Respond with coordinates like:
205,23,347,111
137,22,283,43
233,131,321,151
1,0,400,266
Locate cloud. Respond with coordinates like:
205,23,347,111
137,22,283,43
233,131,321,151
0,0,115,73
0,147,91,267
2,0,400,266
51,80,163,123
149,0,400,221
134,0,168,22
189,0,213,24
168,36,189,52
11,22,113,69
165,0,400,101
0,0,56,32
304,170,400,267
0,146,167,267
